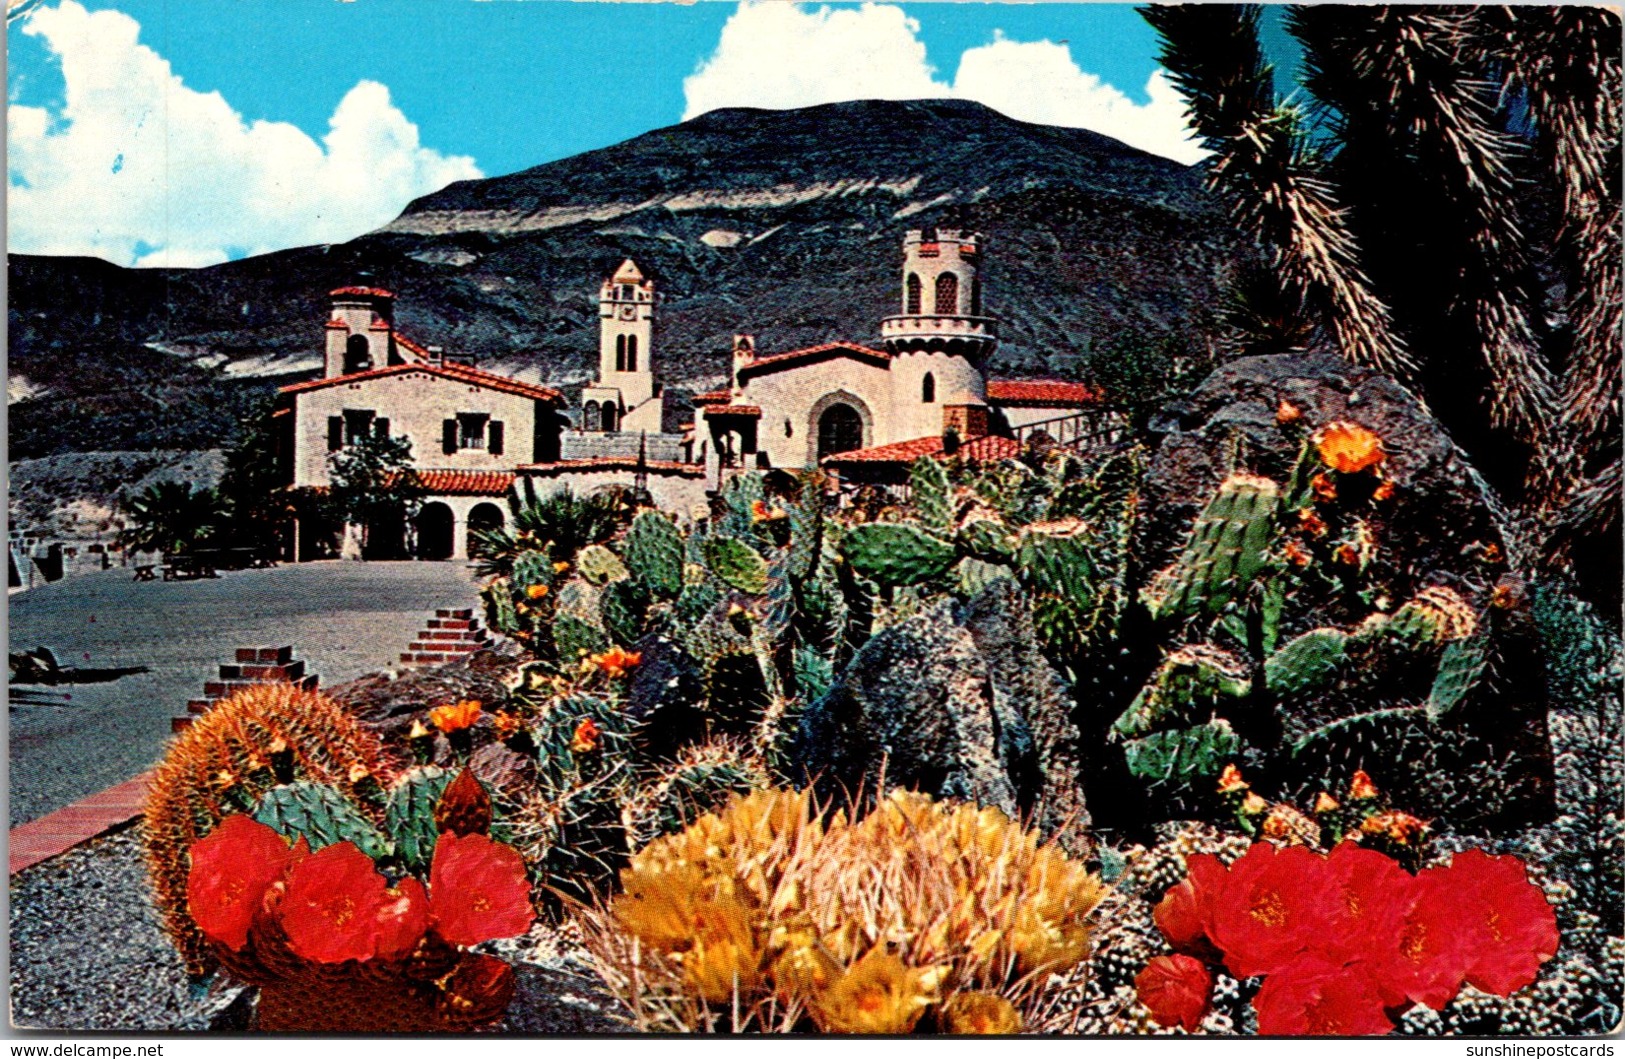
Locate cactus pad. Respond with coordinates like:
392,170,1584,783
384,767,452,874
577,544,629,586
625,511,685,599
254,781,389,859
703,537,770,595
840,522,958,587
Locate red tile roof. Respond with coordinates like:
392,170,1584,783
393,333,432,360
280,362,565,405
691,389,733,405
821,433,1022,465
736,341,890,381
520,459,704,479
411,470,516,496
702,404,762,417
987,380,1102,406
330,286,395,299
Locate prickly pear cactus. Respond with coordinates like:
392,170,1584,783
577,544,629,586
512,551,556,596
1265,627,1351,697
956,518,1015,563
384,767,452,874
555,614,610,662
600,578,651,647
1428,633,1489,720
1112,645,1251,740
624,511,685,599
253,781,389,860
1145,473,1280,621
909,456,954,533
840,522,958,587
703,536,769,595
1122,720,1242,785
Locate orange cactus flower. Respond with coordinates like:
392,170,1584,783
1240,792,1270,815
553,561,571,574
1276,400,1304,426
429,699,482,734
1360,810,1429,847
1316,421,1387,474
1298,509,1329,537
1282,539,1312,568
1314,792,1341,814
492,712,524,739
1217,764,1248,794
525,583,549,600
1348,770,1379,800
591,646,642,679
1334,543,1360,566
1372,479,1397,502
571,717,602,754
1311,473,1338,503
751,499,771,522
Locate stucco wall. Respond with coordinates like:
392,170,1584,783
293,372,541,487
739,359,894,468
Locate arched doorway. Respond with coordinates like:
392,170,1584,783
817,403,865,459
344,334,372,374
466,502,504,558
415,502,454,561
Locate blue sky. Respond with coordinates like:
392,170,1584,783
7,1,1208,268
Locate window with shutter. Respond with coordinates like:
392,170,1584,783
488,421,505,456
328,416,344,452
443,419,458,455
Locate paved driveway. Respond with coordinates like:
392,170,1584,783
8,561,481,826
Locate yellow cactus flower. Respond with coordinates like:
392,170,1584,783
1217,764,1248,794
812,949,944,1035
1316,421,1387,474
1360,810,1429,846
525,583,549,600
1313,792,1341,814
1348,770,1379,800
1240,792,1270,815
941,992,1023,1035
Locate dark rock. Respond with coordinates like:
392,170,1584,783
959,578,1091,851
330,643,525,749
622,631,707,759
1143,353,1553,826
796,589,1088,839
469,741,539,804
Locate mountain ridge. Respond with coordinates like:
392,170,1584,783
8,98,1235,461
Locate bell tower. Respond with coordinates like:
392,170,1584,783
596,259,655,409
324,286,398,378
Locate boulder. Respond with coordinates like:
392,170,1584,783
795,585,1090,845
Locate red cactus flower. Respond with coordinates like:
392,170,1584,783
1206,843,1329,979
1136,954,1213,1032
429,832,534,947
1317,842,1416,966
571,717,602,754
1439,849,1559,998
1154,853,1226,960
1253,956,1395,1036
374,876,431,960
187,814,303,951
278,841,395,964
1369,869,1473,1010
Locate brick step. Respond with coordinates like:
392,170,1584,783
407,640,480,655
434,608,474,620
401,652,452,665
427,618,477,631
187,699,214,715
202,673,318,698
234,646,293,665
423,629,487,642
171,716,194,732
217,660,306,682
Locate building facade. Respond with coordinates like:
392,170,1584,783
278,231,1104,560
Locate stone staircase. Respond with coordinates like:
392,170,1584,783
400,608,489,668
172,645,319,732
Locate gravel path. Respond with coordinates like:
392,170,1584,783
9,826,626,1033
9,561,480,826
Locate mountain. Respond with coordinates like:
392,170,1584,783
7,99,1236,460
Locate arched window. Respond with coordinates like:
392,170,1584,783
935,272,959,316
817,404,864,459
344,334,372,374
905,273,922,315
602,404,619,432
626,334,638,372
584,402,600,432
615,335,627,372
922,373,936,403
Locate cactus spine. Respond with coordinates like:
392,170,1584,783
840,522,958,587
253,780,389,859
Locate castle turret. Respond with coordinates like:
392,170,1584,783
881,231,997,439
324,286,398,377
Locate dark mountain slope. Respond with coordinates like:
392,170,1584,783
8,99,1235,459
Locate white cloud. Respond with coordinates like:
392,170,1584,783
683,2,1207,166
7,1,481,267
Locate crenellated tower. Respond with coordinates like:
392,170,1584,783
880,230,998,439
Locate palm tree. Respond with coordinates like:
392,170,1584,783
1141,5,1620,578
469,484,630,580
118,480,224,555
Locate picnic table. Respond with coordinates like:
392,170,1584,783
132,564,157,582
162,554,218,580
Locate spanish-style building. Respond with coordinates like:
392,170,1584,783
277,231,1104,560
